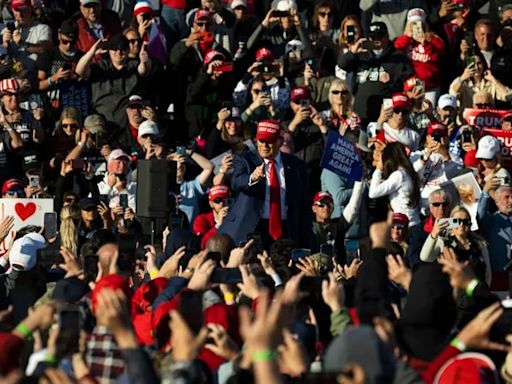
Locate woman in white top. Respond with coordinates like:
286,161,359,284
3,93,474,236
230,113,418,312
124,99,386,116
370,142,422,266
369,142,421,227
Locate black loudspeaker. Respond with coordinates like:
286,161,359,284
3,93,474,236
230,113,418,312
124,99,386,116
136,159,177,218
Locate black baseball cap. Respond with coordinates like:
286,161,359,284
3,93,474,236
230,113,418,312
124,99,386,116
59,19,78,39
106,34,129,51
79,197,98,211
368,21,388,38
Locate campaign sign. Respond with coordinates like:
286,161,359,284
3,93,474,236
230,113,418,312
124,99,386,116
0,199,54,252
462,108,510,129
59,81,91,118
321,130,362,181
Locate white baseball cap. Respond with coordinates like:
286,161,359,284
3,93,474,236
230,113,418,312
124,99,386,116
231,0,247,9
475,135,501,159
138,120,159,137
407,8,426,23
9,233,46,271
272,0,297,11
438,94,457,110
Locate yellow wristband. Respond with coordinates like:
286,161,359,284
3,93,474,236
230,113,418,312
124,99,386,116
224,293,235,302
149,269,160,280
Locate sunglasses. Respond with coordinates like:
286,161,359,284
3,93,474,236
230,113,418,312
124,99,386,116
476,103,492,108
331,90,349,95
212,198,226,204
392,224,405,230
83,3,99,8
252,89,264,94
6,189,24,196
128,38,141,44
393,108,409,115
195,22,211,27
60,38,76,45
431,201,449,207
458,218,472,226
318,12,332,18
62,123,78,129
234,6,245,10
315,202,332,208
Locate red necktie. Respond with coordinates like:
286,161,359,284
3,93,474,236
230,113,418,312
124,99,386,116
268,159,282,240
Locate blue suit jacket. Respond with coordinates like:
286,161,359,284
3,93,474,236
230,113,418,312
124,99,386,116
219,150,312,247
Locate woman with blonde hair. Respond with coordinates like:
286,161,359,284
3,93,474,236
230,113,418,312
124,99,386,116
420,205,491,285
320,79,361,134
60,203,81,255
46,107,82,172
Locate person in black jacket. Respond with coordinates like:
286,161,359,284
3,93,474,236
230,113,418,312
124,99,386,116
337,21,414,125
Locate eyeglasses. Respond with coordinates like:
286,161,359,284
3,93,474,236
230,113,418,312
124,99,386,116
318,12,332,18
128,38,141,44
212,198,226,204
393,108,409,115
475,103,492,108
6,189,24,196
331,90,349,95
60,38,76,45
431,201,449,207
62,123,78,129
392,224,405,230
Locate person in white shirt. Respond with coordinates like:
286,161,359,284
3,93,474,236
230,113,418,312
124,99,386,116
368,93,420,152
410,122,463,211
369,141,423,265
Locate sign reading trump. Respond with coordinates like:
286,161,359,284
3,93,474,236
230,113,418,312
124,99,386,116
321,130,362,181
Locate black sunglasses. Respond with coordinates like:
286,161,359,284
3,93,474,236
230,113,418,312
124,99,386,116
62,123,78,129
431,201,449,207
393,108,409,115
476,103,492,108
315,202,332,208
128,38,142,44
83,3,99,8
331,90,349,95
212,198,226,204
252,89,263,94
318,12,332,17
195,22,211,27
392,224,405,229
458,218,472,226
60,38,76,45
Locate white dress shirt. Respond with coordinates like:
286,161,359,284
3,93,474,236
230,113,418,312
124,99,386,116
248,153,288,219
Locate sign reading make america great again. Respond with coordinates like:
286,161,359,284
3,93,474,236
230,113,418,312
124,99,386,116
321,130,362,181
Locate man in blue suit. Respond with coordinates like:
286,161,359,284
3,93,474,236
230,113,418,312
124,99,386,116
219,119,312,248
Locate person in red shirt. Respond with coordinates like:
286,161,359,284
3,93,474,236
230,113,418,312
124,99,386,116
394,8,445,106
193,184,231,248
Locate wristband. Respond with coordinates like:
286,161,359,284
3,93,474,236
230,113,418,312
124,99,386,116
45,355,59,364
465,278,479,297
450,337,467,352
223,293,235,302
149,269,160,280
15,323,32,338
252,350,276,362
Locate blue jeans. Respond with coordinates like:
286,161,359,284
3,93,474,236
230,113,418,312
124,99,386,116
160,5,189,50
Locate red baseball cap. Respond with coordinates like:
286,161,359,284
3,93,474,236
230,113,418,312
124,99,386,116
11,0,30,10
313,191,333,205
403,76,422,92
194,9,212,22
255,119,282,143
391,93,410,110
427,122,448,136
464,149,479,168
255,47,273,62
203,50,225,65
434,352,498,384
209,185,230,201
2,179,24,195
290,86,311,103
392,213,409,226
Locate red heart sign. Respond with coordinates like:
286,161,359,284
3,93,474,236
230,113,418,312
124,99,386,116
14,202,37,221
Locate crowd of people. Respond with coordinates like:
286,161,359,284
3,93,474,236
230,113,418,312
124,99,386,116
2,0,512,382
